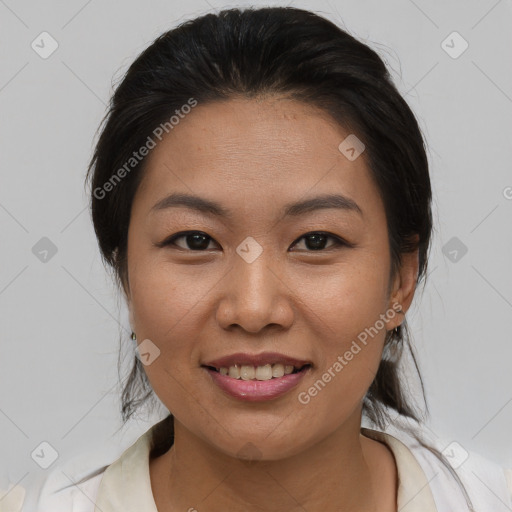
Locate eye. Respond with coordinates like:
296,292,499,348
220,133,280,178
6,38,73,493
156,230,350,252
290,231,348,251
156,231,219,251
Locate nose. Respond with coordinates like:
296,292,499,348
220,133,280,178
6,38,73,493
215,248,294,334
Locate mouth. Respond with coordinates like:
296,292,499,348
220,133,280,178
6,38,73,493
201,363,312,381
201,362,312,402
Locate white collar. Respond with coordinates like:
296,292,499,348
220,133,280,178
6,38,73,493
94,422,437,512
361,427,437,511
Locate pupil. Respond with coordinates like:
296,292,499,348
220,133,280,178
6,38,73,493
188,234,209,250
306,234,327,250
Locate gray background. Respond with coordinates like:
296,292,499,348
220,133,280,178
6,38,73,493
1,0,511,496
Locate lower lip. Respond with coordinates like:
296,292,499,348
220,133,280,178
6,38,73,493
203,366,311,402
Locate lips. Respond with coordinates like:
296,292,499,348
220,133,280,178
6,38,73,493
203,363,312,401
202,351,312,370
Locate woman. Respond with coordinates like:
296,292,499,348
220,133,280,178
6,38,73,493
17,6,512,512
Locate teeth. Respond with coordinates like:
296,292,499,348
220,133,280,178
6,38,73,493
255,364,272,380
240,365,255,380
228,366,240,379
272,363,285,378
215,363,304,380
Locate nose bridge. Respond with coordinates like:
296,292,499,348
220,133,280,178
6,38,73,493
217,237,290,332
233,239,277,305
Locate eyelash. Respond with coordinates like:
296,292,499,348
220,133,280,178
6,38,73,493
156,230,351,252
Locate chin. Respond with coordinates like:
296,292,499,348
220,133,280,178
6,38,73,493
208,430,309,463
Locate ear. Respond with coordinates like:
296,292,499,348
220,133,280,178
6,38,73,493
385,241,419,331
123,276,135,333
118,262,134,331
128,300,135,334
117,252,131,301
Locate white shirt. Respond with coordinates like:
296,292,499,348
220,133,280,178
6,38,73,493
5,417,512,511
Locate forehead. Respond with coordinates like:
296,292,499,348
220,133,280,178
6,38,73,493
135,97,383,221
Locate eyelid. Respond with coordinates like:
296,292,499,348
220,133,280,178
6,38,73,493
290,231,352,250
155,230,352,251
154,230,217,249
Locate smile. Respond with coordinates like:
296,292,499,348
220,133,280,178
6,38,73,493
202,364,312,401
205,363,310,381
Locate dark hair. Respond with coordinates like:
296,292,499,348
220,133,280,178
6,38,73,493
85,6,473,508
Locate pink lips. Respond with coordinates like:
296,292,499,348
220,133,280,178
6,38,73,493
203,365,311,402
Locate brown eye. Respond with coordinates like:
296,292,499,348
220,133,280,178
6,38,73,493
157,231,219,251
156,230,350,252
290,232,347,251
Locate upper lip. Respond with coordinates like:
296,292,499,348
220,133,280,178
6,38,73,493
202,352,312,369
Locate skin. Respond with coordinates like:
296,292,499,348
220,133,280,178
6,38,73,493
124,97,419,511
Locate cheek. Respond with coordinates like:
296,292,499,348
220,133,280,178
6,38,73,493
294,256,390,336
291,260,389,399
128,265,205,401
295,305,386,438
129,255,210,337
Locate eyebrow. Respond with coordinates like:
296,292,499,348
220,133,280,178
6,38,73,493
150,192,363,219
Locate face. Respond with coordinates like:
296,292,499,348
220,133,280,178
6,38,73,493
125,97,415,460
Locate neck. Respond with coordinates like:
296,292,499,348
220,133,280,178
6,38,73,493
149,408,394,512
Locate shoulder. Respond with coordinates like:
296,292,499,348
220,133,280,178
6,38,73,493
378,422,512,512
17,457,108,512
505,469,512,496
25,420,162,512
15,426,152,512
1,462,107,512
